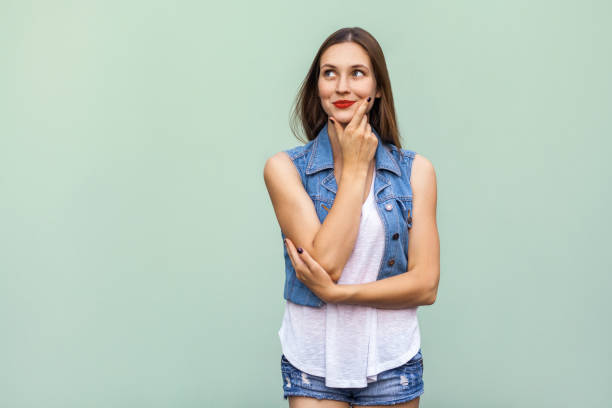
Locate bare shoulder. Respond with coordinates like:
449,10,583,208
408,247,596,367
263,150,292,171
411,153,437,199
263,151,299,184
412,153,436,177
263,151,303,199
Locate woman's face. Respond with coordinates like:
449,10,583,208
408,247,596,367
317,42,381,125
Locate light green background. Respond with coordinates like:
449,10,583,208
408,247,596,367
2,1,611,407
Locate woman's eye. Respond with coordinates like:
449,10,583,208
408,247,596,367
323,69,365,77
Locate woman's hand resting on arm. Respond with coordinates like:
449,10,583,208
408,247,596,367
284,237,340,303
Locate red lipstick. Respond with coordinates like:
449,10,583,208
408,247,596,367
332,100,356,109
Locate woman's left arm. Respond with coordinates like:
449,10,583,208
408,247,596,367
333,154,440,309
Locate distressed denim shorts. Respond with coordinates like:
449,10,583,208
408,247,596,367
281,349,424,406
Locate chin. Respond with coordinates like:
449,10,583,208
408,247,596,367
332,107,355,116
334,113,355,123
325,105,358,123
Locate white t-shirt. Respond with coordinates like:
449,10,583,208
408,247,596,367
278,169,421,388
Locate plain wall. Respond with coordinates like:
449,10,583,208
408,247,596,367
1,0,611,406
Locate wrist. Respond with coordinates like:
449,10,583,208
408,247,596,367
330,283,354,304
340,165,368,182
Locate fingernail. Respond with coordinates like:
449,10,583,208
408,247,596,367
367,96,371,102
297,247,303,254
330,118,335,124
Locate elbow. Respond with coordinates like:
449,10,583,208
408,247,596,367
307,253,341,283
425,283,439,305
425,291,437,305
310,245,343,283
422,267,439,305
327,266,342,283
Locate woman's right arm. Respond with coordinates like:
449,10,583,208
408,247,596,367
264,99,377,282
263,152,369,282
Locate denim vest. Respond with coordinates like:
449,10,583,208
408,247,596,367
281,123,416,307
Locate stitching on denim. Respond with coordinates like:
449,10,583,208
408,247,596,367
374,172,390,199
283,392,352,404
321,171,337,194
353,389,424,406
377,196,411,203
377,195,413,202
284,149,308,187
399,148,416,159
305,136,319,173
308,195,333,204
382,143,401,175
322,171,335,182
284,146,308,161
401,150,416,181
286,250,297,301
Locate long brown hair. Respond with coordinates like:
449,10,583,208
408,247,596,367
289,27,402,148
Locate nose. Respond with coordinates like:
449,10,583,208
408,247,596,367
335,73,350,94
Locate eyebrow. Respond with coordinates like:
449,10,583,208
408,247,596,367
320,64,369,70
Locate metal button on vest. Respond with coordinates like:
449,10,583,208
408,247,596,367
387,259,395,266
392,233,399,240
385,203,393,211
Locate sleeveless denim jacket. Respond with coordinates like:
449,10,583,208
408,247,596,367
281,122,416,307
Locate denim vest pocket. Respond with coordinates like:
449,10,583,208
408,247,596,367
311,195,333,223
395,196,413,229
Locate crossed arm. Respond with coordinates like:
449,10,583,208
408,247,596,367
264,151,372,282
265,152,440,310
334,154,440,309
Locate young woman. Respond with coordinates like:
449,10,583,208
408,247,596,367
264,27,440,408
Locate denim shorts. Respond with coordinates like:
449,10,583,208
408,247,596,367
280,349,424,406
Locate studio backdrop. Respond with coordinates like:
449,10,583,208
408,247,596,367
1,1,611,407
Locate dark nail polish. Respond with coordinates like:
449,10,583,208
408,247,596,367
330,118,335,124
367,96,371,102
284,239,287,246
297,247,303,254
